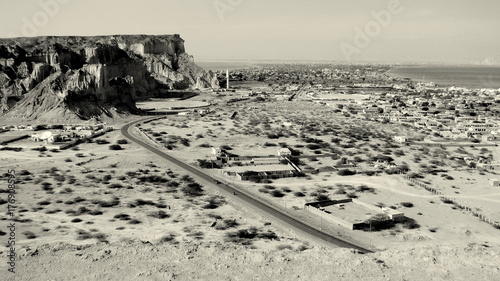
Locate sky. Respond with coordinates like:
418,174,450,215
1,0,499,63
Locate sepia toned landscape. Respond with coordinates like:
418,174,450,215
2,1,500,280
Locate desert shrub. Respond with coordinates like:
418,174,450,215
138,175,169,183
399,217,420,229
306,144,321,150
292,191,305,197
215,219,239,230
270,190,285,197
148,210,170,219
337,169,356,176
37,200,51,206
182,182,204,197
109,145,123,150
89,210,103,216
97,197,120,208
159,234,177,243
114,213,131,221
45,209,61,214
315,194,330,201
180,175,195,183
356,185,375,193
297,244,310,251
257,230,279,240
41,182,53,191
207,213,223,220
76,230,92,240
93,233,108,243
71,218,83,223
95,139,110,145
441,198,454,204
203,196,226,209
117,139,129,144
128,219,142,224
23,231,37,239
401,202,414,208
109,183,124,189
134,199,155,206
225,228,258,244
197,159,219,169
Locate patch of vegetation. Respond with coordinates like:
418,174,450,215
215,219,239,230
401,202,414,208
95,139,110,145
294,191,305,197
270,190,285,197
148,210,170,219
225,227,279,245
23,231,37,239
203,196,226,209
109,144,123,150
181,182,204,197
337,169,357,176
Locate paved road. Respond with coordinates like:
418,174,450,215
121,117,373,253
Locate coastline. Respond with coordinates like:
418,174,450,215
385,65,500,90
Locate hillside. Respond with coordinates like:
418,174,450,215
0,35,219,122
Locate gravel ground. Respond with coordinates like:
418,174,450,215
7,241,500,281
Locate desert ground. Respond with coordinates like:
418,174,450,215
1,98,500,280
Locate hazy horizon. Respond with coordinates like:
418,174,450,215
1,0,499,64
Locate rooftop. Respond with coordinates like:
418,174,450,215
323,202,376,223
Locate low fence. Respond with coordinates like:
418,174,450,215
413,142,497,148
59,128,114,150
304,203,355,230
0,134,30,145
404,175,500,229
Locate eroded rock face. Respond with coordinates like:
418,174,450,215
0,35,218,121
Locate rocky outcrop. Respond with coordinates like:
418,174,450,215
0,35,219,121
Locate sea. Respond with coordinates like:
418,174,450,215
386,66,500,90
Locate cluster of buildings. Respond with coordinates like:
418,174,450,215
1,123,114,147
310,84,500,143
207,146,302,181
304,198,404,230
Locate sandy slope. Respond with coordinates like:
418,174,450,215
9,241,500,281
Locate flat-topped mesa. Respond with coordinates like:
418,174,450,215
0,34,218,121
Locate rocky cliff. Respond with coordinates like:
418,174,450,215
0,35,219,121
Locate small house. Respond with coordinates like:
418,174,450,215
277,148,292,157
490,179,500,187
394,136,408,143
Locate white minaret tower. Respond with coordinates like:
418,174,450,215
226,69,229,90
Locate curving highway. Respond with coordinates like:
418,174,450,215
121,117,373,253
